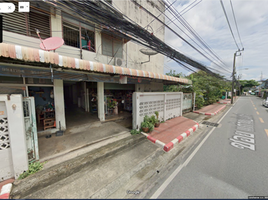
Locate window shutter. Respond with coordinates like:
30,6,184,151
29,9,50,39
2,12,27,36
113,39,123,58
102,34,113,57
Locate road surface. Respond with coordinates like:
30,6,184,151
151,96,268,199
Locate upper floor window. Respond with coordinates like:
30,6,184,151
102,33,123,58
62,13,95,52
2,3,50,39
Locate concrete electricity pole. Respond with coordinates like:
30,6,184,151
231,48,244,104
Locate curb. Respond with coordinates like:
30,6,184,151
141,122,199,152
0,183,12,199
193,105,226,116
10,134,145,199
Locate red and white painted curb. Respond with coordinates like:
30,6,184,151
141,123,199,152
0,183,12,199
194,105,226,116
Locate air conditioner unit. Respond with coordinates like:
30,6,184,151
114,57,126,67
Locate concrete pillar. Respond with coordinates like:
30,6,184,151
50,9,62,38
3,94,28,179
53,79,66,130
97,82,105,121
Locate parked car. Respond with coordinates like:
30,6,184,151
262,98,268,107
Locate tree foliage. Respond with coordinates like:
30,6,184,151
239,80,259,92
164,70,232,108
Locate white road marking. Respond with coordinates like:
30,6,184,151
150,100,237,199
265,129,268,137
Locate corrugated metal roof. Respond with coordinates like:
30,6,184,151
0,43,192,85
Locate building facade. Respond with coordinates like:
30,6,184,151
0,0,191,180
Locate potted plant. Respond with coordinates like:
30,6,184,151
141,121,150,133
154,111,161,127
141,115,155,133
107,98,118,115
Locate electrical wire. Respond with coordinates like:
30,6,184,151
44,0,223,79
230,0,244,49
220,0,240,50
159,0,231,73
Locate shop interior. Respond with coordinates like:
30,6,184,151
63,81,135,129
28,86,55,132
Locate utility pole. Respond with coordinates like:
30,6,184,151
231,48,244,104
231,52,237,104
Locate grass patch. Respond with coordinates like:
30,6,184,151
130,129,141,135
18,161,44,179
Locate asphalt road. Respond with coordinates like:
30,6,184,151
151,96,268,199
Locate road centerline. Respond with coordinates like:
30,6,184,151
259,118,264,123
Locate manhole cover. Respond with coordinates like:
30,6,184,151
202,121,219,127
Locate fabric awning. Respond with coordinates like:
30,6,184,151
0,43,192,85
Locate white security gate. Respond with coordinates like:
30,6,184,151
23,97,39,162
0,101,14,180
132,92,183,130
182,93,193,112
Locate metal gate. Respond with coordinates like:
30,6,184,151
182,93,193,113
0,101,14,180
23,97,39,162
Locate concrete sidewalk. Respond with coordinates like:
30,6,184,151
8,106,225,199
142,117,199,152
218,96,239,104
193,103,226,115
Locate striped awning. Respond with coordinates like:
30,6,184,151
0,43,192,85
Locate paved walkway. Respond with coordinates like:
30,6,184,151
193,103,226,115
142,116,199,152
218,96,239,104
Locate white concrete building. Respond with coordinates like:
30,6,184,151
0,0,191,180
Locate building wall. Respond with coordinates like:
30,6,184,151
2,0,165,74
114,0,165,74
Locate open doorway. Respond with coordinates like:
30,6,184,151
63,81,99,129
28,86,55,132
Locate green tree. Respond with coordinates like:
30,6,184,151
239,80,259,92
164,70,232,109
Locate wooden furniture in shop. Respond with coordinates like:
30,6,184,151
37,110,55,130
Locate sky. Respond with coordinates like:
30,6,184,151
161,0,268,81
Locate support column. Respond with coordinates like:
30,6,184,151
97,82,105,121
54,79,66,130
5,94,28,179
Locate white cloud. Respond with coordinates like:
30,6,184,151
164,0,268,80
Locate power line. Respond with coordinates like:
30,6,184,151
46,0,223,79
132,0,229,74
157,0,232,73
144,0,176,31
230,0,244,49
154,0,202,34
220,0,240,50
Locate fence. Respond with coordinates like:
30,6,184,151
132,92,183,130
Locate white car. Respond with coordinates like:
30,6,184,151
262,98,268,107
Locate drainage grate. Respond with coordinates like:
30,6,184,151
202,121,219,127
